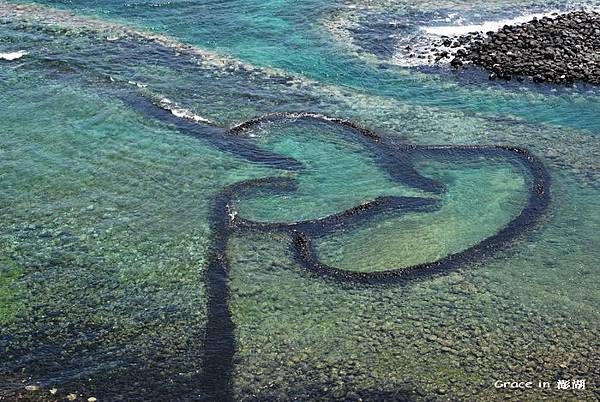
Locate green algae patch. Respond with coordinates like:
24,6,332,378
0,258,24,325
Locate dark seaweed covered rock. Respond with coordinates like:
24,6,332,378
440,11,600,85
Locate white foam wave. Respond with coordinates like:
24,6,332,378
421,11,562,37
128,80,147,88
0,50,28,61
158,97,212,124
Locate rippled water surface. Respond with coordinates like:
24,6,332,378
1,0,599,401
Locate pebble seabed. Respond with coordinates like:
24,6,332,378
128,103,549,400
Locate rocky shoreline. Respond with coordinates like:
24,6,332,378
434,11,600,85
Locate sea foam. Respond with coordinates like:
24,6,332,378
0,50,28,61
420,11,565,36
158,97,212,124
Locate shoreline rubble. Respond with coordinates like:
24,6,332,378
433,11,600,85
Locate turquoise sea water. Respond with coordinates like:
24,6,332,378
0,1,599,401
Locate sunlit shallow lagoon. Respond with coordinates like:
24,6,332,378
0,1,599,401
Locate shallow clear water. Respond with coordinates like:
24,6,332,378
316,157,528,271
234,121,430,223
0,1,599,401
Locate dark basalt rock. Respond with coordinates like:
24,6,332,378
439,11,600,85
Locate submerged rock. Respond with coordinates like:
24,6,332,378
437,11,600,85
